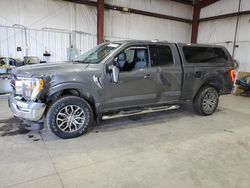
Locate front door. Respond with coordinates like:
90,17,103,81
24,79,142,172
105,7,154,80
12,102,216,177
103,45,158,111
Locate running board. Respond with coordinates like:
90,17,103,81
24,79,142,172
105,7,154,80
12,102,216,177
102,105,180,120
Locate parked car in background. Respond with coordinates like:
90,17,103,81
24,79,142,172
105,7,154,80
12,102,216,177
0,56,42,93
8,41,235,139
0,57,16,93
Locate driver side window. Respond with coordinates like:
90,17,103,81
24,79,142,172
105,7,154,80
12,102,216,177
116,46,148,72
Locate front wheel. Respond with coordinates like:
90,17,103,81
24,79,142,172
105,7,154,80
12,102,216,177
46,95,93,139
193,86,219,116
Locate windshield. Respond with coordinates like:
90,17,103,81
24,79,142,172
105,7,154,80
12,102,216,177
76,43,120,64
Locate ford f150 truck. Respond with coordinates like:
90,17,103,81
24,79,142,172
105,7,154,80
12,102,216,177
9,41,235,139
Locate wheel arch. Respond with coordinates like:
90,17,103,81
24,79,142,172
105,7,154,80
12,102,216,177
46,83,101,116
193,76,223,101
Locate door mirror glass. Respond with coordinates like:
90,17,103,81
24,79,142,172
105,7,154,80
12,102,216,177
108,64,119,83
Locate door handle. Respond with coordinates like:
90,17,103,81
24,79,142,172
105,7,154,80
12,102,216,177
144,74,151,79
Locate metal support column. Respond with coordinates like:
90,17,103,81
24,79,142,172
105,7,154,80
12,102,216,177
191,0,221,43
97,0,104,44
191,4,200,43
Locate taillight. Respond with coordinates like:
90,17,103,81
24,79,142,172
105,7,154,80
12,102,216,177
230,69,236,82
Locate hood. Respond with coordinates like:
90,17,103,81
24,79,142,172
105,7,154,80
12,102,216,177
13,62,89,77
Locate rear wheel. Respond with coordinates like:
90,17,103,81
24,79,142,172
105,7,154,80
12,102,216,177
46,95,93,139
193,86,219,116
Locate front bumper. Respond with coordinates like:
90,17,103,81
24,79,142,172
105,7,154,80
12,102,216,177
8,95,46,122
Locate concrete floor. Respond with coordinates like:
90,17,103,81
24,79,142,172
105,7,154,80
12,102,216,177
0,95,250,188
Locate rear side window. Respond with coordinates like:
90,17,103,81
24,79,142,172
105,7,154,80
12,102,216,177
183,46,228,64
149,45,173,66
157,46,174,66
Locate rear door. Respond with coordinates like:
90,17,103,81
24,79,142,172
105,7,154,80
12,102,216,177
149,44,182,102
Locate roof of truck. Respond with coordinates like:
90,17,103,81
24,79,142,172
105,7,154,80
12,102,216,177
111,40,224,48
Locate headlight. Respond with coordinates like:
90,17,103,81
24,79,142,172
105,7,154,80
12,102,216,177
15,77,44,100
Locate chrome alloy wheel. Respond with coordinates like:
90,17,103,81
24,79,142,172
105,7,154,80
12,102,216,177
56,105,86,133
202,92,217,113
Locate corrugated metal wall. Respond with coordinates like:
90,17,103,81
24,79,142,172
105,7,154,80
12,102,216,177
0,0,97,62
0,25,96,62
198,0,250,72
104,0,192,43
0,0,192,62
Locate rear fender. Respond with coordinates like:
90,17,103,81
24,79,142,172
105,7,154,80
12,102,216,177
193,73,225,99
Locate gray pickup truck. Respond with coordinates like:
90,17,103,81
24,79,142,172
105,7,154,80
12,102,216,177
9,41,235,138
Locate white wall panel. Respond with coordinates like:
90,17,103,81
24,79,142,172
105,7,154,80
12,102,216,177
0,27,26,58
104,0,192,43
0,0,71,30
236,15,250,42
200,0,238,18
104,10,191,43
232,14,250,72
75,4,97,34
0,0,192,61
234,43,250,72
104,11,130,40
198,0,250,72
241,0,250,11
0,0,97,33
197,17,236,44
0,0,21,26
128,14,191,42
0,0,97,61
0,25,96,62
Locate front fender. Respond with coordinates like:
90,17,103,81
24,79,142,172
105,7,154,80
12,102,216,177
47,82,103,112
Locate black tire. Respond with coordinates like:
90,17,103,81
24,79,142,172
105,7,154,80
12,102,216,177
193,86,219,116
46,95,93,139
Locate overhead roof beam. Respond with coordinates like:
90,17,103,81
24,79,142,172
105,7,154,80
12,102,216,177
65,0,96,6
170,0,193,6
198,0,220,8
200,10,250,22
63,0,192,23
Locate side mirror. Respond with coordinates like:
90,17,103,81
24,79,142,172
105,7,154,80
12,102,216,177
108,64,119,83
